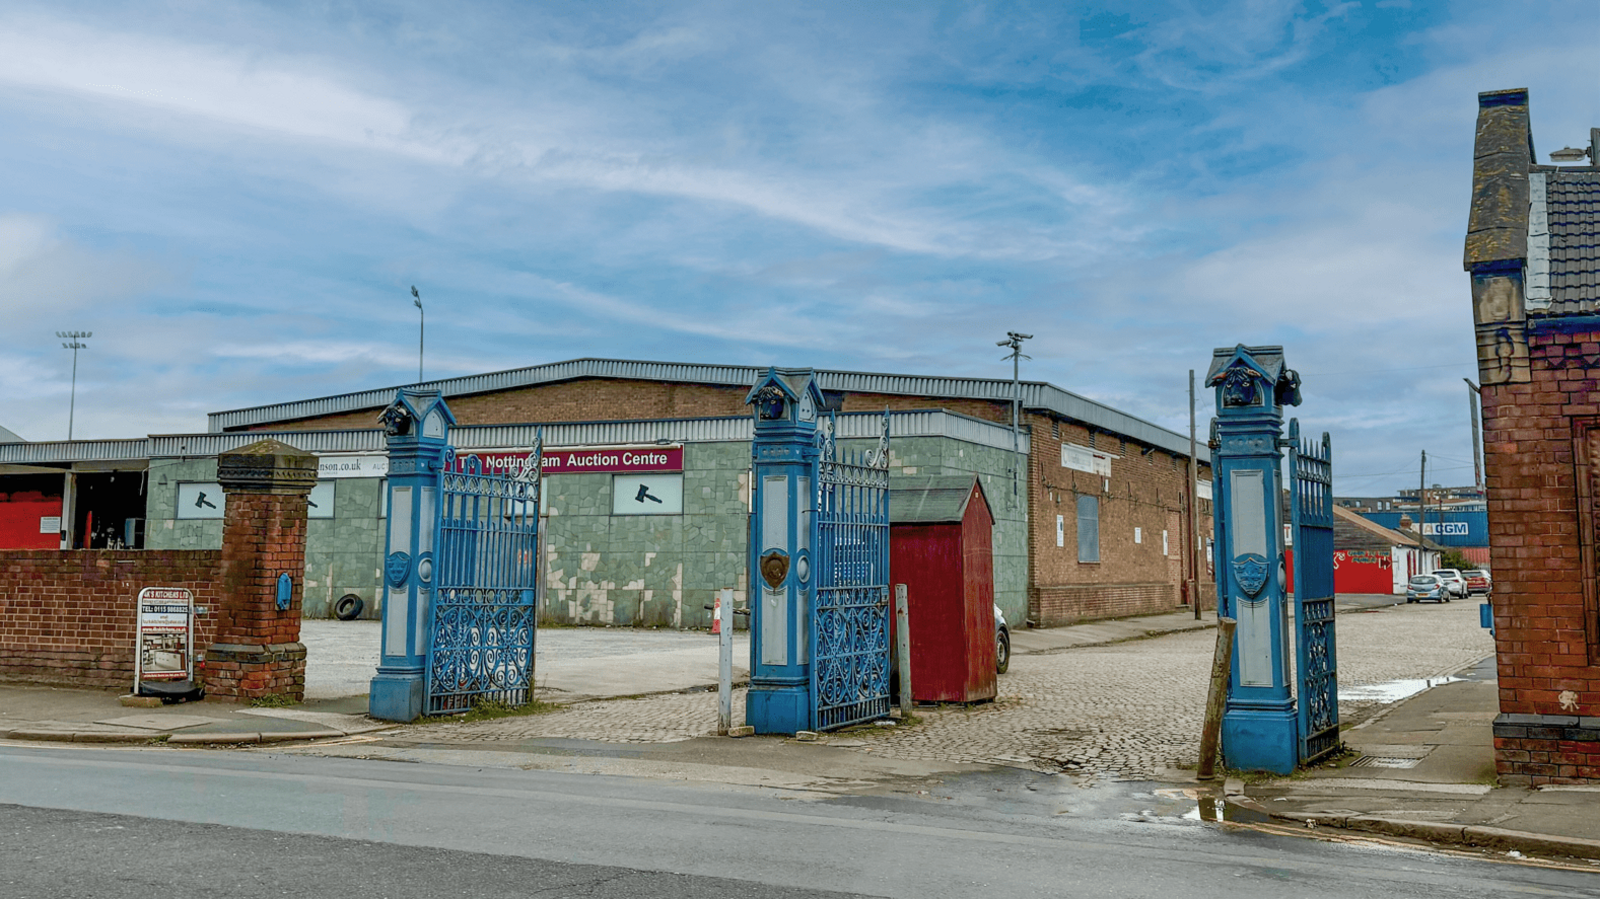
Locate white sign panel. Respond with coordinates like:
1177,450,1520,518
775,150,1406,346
1061,444,1113,477
39,516,60,534
176,482,225,519
317,453,389,479
612,473,684,516
1422,522,1469,536
1056,514,1065,547
306,481,335,519
1197,479,1213,501
135,587,194,688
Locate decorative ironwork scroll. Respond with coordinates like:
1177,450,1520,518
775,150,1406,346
425,434,542,715
810,412,892,731
1289,420,1339,764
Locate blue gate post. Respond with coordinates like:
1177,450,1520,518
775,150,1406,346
1206,345,1302,774
369,389,456,722
744,367,826,734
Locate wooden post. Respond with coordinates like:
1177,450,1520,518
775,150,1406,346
718,587,734,735
1197,616,1237,780
894,584,914,716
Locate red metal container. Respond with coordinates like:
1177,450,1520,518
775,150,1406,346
890,476,997,703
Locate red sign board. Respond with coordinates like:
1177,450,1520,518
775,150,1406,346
473,446,683,477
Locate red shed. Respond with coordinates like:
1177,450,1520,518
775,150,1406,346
890,475,997,704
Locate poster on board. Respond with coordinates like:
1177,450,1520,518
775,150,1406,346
135,587,199,697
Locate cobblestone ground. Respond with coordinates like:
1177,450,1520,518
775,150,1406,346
399,598,1493,779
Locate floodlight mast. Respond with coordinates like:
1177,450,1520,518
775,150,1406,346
998,332,1033,511
56,331,91,440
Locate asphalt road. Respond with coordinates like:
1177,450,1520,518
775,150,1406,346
1,743,1596,899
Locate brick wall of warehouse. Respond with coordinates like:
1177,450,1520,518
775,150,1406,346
0,550,221,688
1026,411,1214,626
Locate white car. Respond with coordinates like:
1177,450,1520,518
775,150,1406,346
1431,569,1468,598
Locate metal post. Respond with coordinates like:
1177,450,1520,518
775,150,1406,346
894,583,913,717
997,333,1032,511
718,587,734,736
411,286,424,383
1465,379,1483,493
1189,369,1201,619
1197,617,1237,780
57,331,90,440
1419,449,1427,544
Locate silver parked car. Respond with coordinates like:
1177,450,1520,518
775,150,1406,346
1407,574,1450,603
1431,568,1468,598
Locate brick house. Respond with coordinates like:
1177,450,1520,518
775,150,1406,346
1465,88,1600,783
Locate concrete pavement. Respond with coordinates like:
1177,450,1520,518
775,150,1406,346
1239,652,1600,861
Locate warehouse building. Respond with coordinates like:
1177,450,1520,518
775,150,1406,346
0,357,1213,629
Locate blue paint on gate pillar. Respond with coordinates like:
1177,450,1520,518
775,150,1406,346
369,388,456,723
1206,345,1301,775
744,367,825,735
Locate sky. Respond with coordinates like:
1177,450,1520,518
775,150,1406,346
1,1,1597,496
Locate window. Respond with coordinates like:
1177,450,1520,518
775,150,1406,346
1088,431,1097,449
1051,420,1060,438
1077,494,1100,562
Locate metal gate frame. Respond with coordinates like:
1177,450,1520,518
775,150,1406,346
424,437,542,715
1288,419,1339,763
810,412,892,731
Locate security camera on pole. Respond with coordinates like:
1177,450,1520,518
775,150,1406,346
996,332,1032,512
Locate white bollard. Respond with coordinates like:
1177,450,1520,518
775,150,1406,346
718,587,734,735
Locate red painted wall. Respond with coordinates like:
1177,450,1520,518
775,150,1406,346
1333,549,1395,594
0,491,61,550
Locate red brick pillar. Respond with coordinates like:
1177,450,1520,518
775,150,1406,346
203,438,318,701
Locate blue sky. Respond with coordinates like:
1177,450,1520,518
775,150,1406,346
2,1,1597,495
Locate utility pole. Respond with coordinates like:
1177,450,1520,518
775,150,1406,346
1419,449,1427,545
996,332,1033,511
1465,379,1483,494
411,286,425,383
1189,369,1201,620
57,331,91,440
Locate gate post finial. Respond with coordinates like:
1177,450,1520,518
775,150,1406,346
1205,344,1299,774
370,388,455,722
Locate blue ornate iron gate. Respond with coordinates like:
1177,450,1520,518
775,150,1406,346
1288,420,1339,763
810,413,892,731
425,440,542,715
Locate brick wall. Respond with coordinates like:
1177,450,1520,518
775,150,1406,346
1483,324,1600,783
0,550,221,688
1031,582,1177,625
1026,410,1214,625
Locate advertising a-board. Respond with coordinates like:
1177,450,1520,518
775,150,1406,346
135,587,200,699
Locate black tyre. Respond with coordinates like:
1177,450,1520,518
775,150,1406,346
996,630,1011,675
334,593,365,621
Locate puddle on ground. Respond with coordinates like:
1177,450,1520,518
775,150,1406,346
1181,797,1271,824
1339,676,1462,704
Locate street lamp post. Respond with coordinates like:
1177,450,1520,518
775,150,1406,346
57,331,90,440
411,286,424,383
996,332,1033,511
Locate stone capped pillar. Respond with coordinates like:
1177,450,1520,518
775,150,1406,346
204,437,318,701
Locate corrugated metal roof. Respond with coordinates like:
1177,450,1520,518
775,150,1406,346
0,411,1024,465
0,439,152,464
889,475,983,524
204,357,1205,462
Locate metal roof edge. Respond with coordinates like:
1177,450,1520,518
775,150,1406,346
205,357,1204,461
